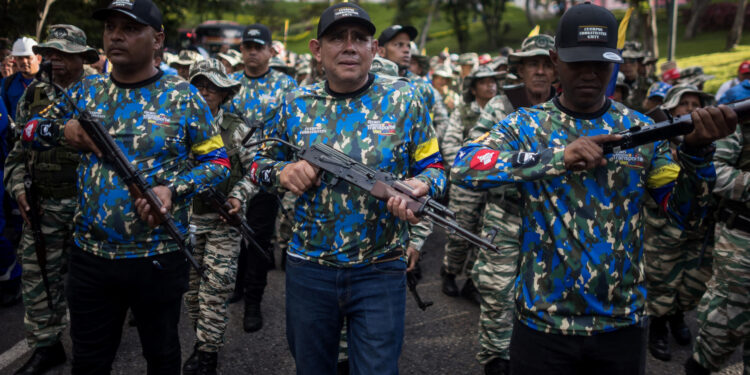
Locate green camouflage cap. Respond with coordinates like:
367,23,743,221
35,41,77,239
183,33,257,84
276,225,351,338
458,52,478,65
226,49,243,66
370,56,399,77
189,58,240,99
489,55,508,71
433,64,453,78
661,83,715,111
509,34,554,63
270,56,295,76
621,41,645,60
677,66,715,87
295,58,311,76
33,24,99,64
463,65,502,102
216,52,239,67
170,49,203,67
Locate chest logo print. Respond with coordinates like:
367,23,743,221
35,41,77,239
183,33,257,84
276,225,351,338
143,111,170,127
367,120,396,135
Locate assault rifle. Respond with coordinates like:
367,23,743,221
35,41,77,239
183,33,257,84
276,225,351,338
23,175,53,310
602,99,750,154
199,186,273,265
407,269,433,311
246,138,502,255
36,62,205,277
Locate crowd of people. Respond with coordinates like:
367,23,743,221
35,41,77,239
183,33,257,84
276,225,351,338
0,0,748,374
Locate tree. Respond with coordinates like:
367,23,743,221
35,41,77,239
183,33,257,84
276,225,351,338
418,0,441,51
684,0,710,40
645,0,659,58
477,0,508,50
726,0,747,50
443,0,471,52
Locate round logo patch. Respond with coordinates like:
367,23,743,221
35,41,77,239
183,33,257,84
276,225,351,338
603,52,621,61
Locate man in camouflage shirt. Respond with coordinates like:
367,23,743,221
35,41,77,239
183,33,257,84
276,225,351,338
687,85,750,375
451,4,736,373
23,1,230,372
182,59,258,375
439,65,502,304
620,41,653,113
253,4,445,373
4,24,98,375
228,23,298,333
467,34,557,375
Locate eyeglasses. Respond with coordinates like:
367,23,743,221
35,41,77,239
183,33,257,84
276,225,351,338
192,82,221,94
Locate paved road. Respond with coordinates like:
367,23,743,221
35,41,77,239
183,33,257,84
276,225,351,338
0,227,744,374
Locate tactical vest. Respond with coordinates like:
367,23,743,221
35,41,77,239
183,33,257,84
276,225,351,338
192,112,245,215
26,83,80,199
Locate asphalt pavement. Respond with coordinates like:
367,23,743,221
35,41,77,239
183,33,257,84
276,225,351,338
0,226,744,374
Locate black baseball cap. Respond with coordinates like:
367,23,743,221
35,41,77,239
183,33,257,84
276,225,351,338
554,2,623,64
377,25,418,45
93,0,163,31
317,3,376,39
242,24,272,46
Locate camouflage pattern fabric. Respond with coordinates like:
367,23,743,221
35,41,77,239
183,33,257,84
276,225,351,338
24,72,230,259
451,98,716,335
643,196,714,318
625,75,654,113
228,68,297,125
467,93,520,363
5,78,80,349
18,199,75,348
441,100,486,276
185,109,258,352
438,86,460,115
184,214,242,352
275,192,295,256
406,71,449,141
692,123,750,373
252,74,446,268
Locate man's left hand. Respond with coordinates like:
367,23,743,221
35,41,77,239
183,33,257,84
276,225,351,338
134,185,172,228
386,178,429,224
683,105,738,149
406,246,420,272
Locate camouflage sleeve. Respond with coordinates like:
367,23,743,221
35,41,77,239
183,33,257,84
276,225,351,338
645,139,716,230
712,125,749,202
431,89,450,141
4,139,27,200
24,83,81,149
409,89,447,199
228,119,260,204
251,98,293,195
469,95,513,140
408,220,433,252
450,110,568,190
440,106,465,167
13,87,30,136
171,90,230,200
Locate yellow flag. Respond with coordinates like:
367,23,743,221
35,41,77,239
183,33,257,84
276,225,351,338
442,46,449,55
617,8,635,49
421,48,426,55
283,19,289,47
527,25,540,38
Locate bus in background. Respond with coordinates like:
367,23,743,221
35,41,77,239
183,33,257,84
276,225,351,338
194,21,245,54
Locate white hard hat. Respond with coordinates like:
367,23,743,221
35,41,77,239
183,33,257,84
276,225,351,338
12,37,38,57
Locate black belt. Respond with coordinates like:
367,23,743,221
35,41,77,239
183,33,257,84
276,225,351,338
720,207,750,234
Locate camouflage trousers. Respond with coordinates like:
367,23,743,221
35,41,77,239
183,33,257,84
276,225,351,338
471,199,521,364
184,214,242,353
692,222,750,373
276,193,295,255
644,222,714,317
442,186,486,276
19,198,75,348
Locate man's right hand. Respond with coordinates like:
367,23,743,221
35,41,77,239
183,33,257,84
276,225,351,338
279,160,320,196
64,119,102,157
16,193,31,227
563,134,622,171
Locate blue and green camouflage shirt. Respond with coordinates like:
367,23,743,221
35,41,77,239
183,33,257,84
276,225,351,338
451,98,716,335
24,71,229,259
252,74,446,267
228,68,297,124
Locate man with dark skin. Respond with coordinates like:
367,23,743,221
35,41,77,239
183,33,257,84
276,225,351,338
452,4,736,374
25,1,229,373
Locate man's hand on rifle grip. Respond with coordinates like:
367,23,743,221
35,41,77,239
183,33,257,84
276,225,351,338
63,119,103,157
280,160,320,196
135,186,172,228
387,178,428,224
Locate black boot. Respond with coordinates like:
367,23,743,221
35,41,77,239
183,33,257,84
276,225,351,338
336,359,349,375
14,341,66,375
461,279,481,305
227,289,243,304
668,311,692,346
484,357,510,375
648,316,671,361
440,266,459,297
182,343,200,375
243,302,263,333
196,350,217,375
684,357,711,375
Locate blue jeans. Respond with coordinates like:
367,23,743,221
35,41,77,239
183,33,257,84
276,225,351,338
285,256,406,375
